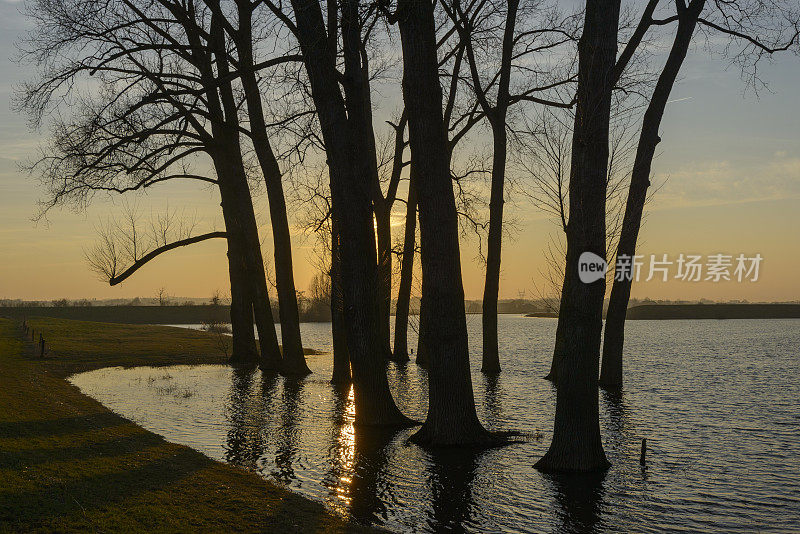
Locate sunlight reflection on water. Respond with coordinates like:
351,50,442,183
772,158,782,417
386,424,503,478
71,317,800,533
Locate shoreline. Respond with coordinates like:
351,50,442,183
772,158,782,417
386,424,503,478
0,317,378,533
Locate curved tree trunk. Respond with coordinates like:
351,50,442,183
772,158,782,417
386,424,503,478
290,0,408,426
535,0,620,472
398,0,490,445
236,5,309,376
601,1,704,389
393,181,417,362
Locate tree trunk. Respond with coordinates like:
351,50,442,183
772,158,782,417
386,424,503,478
207,13,282,370
398,0,490,445
224,231,258,362
330,217,351,384
375,204,394,359
481,130,507,373
291,0,408,426
535,0,620,472
472,0,517,376
544,315,566,381
601,0,704,389
214,149,283,370
240,191,284,371
415,295,427,366
393,181,417,362
237,16,309,376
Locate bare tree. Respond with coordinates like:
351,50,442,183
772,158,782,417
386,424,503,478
440,0,579,374
156,287,169,306
515,100,641,381
86,204,226,286
276,0,411,425
535,0,620,473
392,178,417,362
214,0,310,375
393,0,496,445
374,113,409,361
16,0,283,367
294,165,352,383
600,0,800,389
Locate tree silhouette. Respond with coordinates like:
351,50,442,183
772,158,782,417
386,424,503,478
441,0,579,374
16,0,284,367
535,0,620,472
279,0,411,426
600,0,800,389
396,0,492,445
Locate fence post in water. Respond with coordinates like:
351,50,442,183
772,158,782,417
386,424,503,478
640,438,647,466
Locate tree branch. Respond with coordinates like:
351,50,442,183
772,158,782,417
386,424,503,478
109,231,227,285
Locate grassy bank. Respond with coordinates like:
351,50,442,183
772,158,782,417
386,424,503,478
0,317,373,533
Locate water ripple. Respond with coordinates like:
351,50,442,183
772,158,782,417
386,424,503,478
70,317,800,533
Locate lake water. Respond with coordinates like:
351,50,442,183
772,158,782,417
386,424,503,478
70,316,800,533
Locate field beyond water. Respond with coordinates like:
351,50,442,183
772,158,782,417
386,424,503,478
0,317,375,533
0,305,233,325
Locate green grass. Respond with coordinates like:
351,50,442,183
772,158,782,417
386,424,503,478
0,317,374,533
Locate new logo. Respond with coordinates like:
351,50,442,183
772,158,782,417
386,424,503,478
578,251,607,284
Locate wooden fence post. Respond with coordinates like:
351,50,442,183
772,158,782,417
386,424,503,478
640,438,647,466
39,333,45,358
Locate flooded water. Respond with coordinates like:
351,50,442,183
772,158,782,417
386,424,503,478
70,317,800,533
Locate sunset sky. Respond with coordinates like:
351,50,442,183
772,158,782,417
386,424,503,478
1,0,798,303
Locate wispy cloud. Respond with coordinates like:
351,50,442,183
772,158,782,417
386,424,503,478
654,152,800,209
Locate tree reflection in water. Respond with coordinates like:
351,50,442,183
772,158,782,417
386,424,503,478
217,363,606,532
72,316,800,533
482,373,503,423
601,388,636,464
273,375,306,484
325,384,356,514
544,471,607,533
425,448,482,531
224,368,264,469
324,384,398,525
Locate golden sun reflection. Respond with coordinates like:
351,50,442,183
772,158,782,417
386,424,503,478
327,385,356,513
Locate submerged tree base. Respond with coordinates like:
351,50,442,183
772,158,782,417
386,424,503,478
598,378,622,391
280,362,312,377
534,449,611,473
409,425,524,448
355,413,420,429
389,351,411,363
481,362,501,374
229,355,261,369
